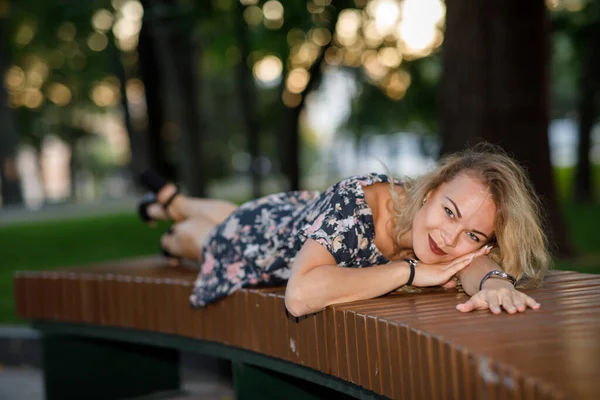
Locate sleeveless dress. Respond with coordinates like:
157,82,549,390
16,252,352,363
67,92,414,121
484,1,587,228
189,173,402,307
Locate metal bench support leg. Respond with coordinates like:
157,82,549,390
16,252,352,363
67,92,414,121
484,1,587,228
42,333,180,400
233,362,353,400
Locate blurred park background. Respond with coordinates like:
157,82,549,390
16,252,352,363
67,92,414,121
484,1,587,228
1,0,600,324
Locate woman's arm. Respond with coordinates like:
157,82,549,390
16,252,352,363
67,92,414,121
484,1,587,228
456,255,508,295
285,239,411,317
456,255,541,314
286,239,476,317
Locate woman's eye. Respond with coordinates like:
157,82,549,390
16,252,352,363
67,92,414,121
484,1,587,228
444,207,454,218
468,232,480,242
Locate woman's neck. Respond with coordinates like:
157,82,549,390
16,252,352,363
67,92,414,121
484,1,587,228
368,183,413,260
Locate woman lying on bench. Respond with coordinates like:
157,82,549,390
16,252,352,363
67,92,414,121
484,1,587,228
137,143,549,317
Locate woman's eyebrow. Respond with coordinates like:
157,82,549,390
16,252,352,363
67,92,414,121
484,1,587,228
445,196,489,239
445,196,462,218
471,229,489,239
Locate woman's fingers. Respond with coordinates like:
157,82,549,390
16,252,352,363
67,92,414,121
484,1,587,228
448,255,475,275
456,298,477,312
498,292,540,313
454,252,477,266
474,245,492,258
487,293,502,314
501,292,517,314
512,293,526,312
524,294,541,310
457,289,541,315
441,279,458,289
448,245,491,270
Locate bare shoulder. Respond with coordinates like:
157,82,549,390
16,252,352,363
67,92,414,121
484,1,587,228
363,182,405,210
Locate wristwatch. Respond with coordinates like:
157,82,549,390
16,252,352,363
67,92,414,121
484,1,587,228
404,258,419,286
479,270,517,290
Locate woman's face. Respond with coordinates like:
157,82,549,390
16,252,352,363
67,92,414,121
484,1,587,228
411,173,496,264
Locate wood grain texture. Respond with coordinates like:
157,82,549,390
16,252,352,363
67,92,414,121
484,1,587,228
14,257,596,399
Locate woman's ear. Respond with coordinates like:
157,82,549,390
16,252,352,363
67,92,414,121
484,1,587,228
422,189,433,204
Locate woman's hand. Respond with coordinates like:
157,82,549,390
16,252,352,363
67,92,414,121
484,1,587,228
410,246,491,288
456,279,541,314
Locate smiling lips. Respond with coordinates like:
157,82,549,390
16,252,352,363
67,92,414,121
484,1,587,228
429,234,447,256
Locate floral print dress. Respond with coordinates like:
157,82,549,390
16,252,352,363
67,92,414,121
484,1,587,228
189,173,403,307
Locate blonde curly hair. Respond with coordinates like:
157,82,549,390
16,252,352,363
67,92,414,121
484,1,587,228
389,143,551,287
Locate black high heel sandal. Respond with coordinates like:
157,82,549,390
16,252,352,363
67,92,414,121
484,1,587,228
160,227,182,263
137,170,181,223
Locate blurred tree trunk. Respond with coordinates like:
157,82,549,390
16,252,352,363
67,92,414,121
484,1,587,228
138,8,176,182
65,129,78,201
0,20,23,206
171,27,206,198
282,48,326,191
109,33,149,180
142,0,206,197
280,9,339,191
440,0,573,257
235,2,261,199
574,17,600,203
0,84,22,206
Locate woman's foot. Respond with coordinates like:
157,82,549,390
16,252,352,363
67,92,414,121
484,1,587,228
160,218,213,263
137,170,185,223
155,183,185,221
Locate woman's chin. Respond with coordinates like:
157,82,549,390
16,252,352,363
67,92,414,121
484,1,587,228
415,249,452,265
414,248,436,264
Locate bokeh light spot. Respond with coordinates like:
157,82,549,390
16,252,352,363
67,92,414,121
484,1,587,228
87,32,108,52
47,83,72,106
263,0,284,20
90,81,120,107
243,6,263,25
121,0,144,21
57,22,76,41
92,9,114,32
282,90,302,108
4,66,25,89
310,27,332,47
286,68,310,94
22,88,44,109
378,47,402,68
16,23,36,45
253,55,283,86
126,78,145,104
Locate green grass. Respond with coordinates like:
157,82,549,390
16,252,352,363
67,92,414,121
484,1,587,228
0,213,168,324
554,203,600,273
554,165,600,203
1,201,600,324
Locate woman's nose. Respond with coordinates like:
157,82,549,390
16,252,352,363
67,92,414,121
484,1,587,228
441,226,461,248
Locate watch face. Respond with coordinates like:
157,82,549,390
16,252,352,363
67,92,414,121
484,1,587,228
405,258,418,268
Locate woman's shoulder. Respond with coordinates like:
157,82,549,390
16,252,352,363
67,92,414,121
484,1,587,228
334,172,403,190
316,173,403,211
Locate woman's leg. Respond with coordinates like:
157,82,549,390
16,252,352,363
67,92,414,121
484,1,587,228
160,216,218,264
146,183,238,223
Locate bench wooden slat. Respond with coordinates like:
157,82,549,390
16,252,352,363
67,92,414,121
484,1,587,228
15,256,600,399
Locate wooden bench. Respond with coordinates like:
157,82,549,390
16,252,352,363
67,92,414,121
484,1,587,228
14,256,600,400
